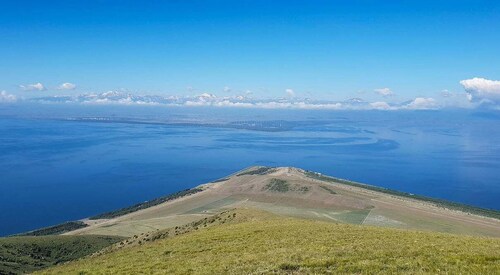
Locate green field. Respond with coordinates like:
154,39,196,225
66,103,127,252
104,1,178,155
39,209,500,274
0,235,123,274
264,178,290,192
304,170,500,220
236,166,276,176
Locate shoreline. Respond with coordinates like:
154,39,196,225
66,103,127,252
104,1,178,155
10,166,500,237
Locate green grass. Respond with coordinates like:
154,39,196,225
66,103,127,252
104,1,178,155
304,170,500,220
263,178,290,192
334,209,371,224
40,209,500,274
0,235,123,274
210,177,229,183
15,221,88,236
318,185,337,194
263,178,311,193
89,188,203,220
237,167,276,176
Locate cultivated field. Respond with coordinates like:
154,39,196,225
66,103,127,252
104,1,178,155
66,166,500,238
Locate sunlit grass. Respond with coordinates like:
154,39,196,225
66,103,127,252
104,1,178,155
40,209,500,274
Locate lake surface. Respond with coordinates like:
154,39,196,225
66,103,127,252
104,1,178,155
0,104,499,236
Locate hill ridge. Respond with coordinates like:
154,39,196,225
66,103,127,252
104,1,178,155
63,166,499,238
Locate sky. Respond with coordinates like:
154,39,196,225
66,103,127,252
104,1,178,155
0,0,499,107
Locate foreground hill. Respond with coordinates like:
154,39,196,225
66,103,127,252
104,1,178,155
4,166,499,273
40,209,500,274
67,166,500,238
0,235,123,274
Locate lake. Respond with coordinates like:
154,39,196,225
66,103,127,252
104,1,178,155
0,104,499,236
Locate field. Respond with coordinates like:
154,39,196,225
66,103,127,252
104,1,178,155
0,235,123,274
66,166,500,238
304,170,500,219
39,209,500,274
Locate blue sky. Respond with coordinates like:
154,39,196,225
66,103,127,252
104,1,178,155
1,0,499,103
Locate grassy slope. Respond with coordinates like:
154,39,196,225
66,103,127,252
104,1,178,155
40,209,500,274
0,235,123,274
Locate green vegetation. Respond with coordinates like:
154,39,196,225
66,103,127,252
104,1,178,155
89,188,203,220
237,167,276,176
263,178,311,193
16,221,88,236
304,171,500,220
319,185,337,194
210,177,229,183
0,235,123,274
297,186,310,193
263,178,290,192
40,209,500,274
334,209,371,224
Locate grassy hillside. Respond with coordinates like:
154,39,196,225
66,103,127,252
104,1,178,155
40,209,500,274
0,235,123,274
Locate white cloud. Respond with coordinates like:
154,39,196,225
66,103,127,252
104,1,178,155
27,91,452,111
405,97,437,110
285,88,295,97
57,82,76,90
374,88,394,97
460,77,500,102
370,101,392,110
0,91,17,102
223,86,231,93
198,93,217,101
20,82,46,91
440,89,454,97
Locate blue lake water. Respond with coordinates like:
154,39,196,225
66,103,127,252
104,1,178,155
0,104,499,236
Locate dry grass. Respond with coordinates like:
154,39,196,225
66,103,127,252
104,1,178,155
40,209,500,274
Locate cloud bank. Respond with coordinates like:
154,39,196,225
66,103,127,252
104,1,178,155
374,88,394,97
30,91,443,111
58,82,77,90
405,97,437,110
0,91,17,102
19,82,46,91
370,101,392,110
460,77,500,103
